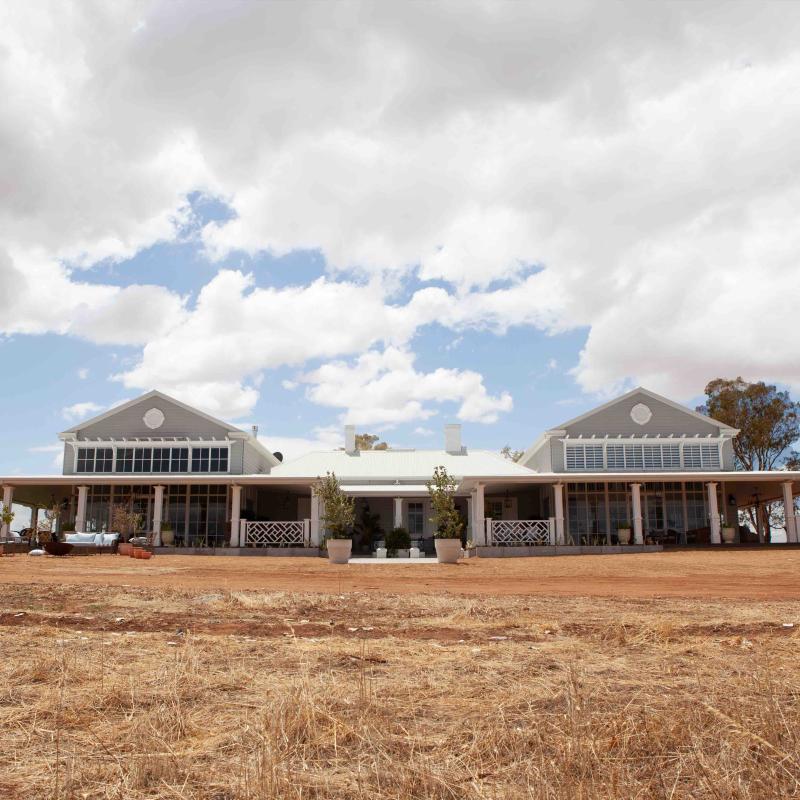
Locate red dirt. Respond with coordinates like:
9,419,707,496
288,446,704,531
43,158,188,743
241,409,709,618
2,549,800,599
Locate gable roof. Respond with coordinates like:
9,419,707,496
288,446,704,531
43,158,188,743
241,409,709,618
58,389,279,467
551,387,737,433
59,389,248,436
518,386,738,468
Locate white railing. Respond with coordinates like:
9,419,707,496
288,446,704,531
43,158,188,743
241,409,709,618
242,520,310,547
487,519,553,546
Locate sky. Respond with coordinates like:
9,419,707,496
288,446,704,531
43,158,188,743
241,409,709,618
2,0,800,476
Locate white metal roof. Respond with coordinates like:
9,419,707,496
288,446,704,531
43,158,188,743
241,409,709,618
272,448,535,480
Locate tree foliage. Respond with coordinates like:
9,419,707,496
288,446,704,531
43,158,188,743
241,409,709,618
697,378,800,470
315,471,355,539
1,503,15,532
426,466,464,540
355,433,388,450
500,445,524,462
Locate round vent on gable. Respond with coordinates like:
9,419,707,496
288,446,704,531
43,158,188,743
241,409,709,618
143,407,165,430
630,403,652,425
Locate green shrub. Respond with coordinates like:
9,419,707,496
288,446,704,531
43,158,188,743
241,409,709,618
385,526,410,555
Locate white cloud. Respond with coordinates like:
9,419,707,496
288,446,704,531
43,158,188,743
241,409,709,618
61,401,105,421
298,346,513,426
77,368,89,380
258,426,342,462
29,444,65,470
2,1,800,407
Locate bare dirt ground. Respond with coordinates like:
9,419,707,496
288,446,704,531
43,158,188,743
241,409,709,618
2,548,800,599
2,551,800,799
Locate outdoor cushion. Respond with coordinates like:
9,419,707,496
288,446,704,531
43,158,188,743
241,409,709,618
100,533,119,545
66,532,97,544
28,549,45,556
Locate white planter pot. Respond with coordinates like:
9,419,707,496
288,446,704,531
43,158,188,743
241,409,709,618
327,538,352,564
721,526,736,544
617,528,631,545
435,538,462,564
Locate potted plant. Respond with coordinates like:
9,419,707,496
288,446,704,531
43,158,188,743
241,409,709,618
427,466,464,563
1,503,15,541
160,521,175,546
315,472,355,564
617,526,632,545
111,504,143,555
721,524,736,543
385,526,411,558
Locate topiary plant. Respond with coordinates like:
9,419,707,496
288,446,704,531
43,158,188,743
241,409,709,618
426,466,464,540
315,472,355,540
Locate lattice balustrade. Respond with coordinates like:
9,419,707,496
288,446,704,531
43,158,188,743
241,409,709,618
244,520,307,547
490,519,551,546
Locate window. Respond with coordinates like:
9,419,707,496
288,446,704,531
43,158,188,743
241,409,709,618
116,448,134,472
188,484,228,546
568,440,715,471
567,483,607,539
151,448,170,473
565,445,603,471
85,485,111,530
408,502,424,536
76,447,113,473
683,445,701,468
487,500,504,520
607,445,624,469
133,448,151,473
191,447,229,472
171,448,189,472
76,448,93,472
662,445,681,468
95,448,113,472
701,444,720,469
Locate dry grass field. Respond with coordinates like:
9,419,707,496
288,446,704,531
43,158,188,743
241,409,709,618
1,551,800,799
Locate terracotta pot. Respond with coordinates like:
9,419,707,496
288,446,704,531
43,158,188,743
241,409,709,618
326,538,352,564
160,528,174,546
617,528,632,545
138,550,153,560
132,547,145,558
118,543,131,556
434,538,462,564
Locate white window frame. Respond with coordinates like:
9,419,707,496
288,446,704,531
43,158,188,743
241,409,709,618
563,437,726,472
71,441,231,474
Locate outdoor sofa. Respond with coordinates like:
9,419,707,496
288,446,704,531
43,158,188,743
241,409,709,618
64,532,120,553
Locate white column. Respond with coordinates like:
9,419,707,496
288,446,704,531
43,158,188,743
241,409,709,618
473,483,486,545
393,497,403,529
553,483,565,545
631,483,643,545
31,507,39,537
707,482,720,543
74,485,88,533
152,485,165,546
782,481,797,543
310,487,321,546
229,484,242,547
1,485,12,539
